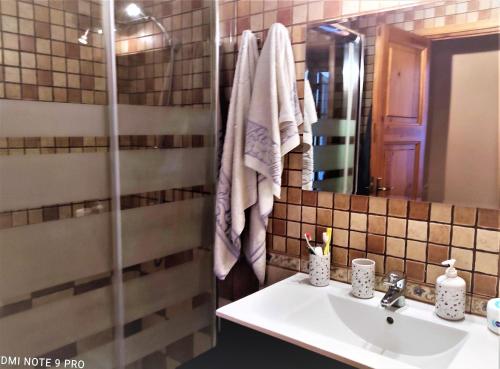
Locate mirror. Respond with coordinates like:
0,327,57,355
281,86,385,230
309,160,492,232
304,24,364,194
304,11,499,210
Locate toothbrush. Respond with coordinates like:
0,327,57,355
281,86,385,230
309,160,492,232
304,233,323,256
322,227,332,255
304,233,316,254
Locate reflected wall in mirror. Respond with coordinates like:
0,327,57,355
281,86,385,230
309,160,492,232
305,13,499,210
304,24,364,194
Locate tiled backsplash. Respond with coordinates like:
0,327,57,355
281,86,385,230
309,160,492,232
267,189,499,315
218,0,500,316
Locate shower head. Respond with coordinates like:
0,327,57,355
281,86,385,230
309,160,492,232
78,29,89,45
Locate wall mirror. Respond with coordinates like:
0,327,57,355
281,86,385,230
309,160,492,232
304,7,499,210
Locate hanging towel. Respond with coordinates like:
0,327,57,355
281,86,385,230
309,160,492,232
302,79,318,190
214,31,259,280
244,23,304,283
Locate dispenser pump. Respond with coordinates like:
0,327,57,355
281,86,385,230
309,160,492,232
442,259,458,278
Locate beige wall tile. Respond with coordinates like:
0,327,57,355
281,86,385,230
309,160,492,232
407,220,428,241
350,231,366,250
406,240,426,261
476,229,500,252
386,237,405,257
430,203,452,223
333,210,349,229
369,197,387,215
451,247,473,270
333,228,348,247
350,212,367,231
429,223,451,245
474,252,499,275
452,226,475,248
387,217,406,237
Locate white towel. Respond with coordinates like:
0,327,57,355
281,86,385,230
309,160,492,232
302,79,318,190
244,23,303,283
214,31,259,280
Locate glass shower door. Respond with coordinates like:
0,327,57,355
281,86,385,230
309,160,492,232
105,0,217,367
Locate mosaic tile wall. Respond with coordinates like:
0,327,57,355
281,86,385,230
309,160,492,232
0,0,107,104
115,0,212,107
218,0,500,316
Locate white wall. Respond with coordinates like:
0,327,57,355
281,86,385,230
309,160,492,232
425,35,499,209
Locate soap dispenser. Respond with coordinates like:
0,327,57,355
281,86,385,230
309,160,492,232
435,259,466,320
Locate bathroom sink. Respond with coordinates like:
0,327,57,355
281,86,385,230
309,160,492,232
217,273,498,369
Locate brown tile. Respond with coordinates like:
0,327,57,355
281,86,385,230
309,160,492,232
42,206,59,221
429,223,450,245
287,187,301,204
21,84,37,100
0,213,13,229
366,253,384,274
317,191,332,208
301,190,317,206
19,35,35,52
386,237,405,257
407,220,428,241
409,201,430,220
477,208,499,230
367,234,385,254
333,246,348,266
368,215,386,235
427,243,449,265
385,257,404,273
406,261,425,282
37,70,52,86
388,199,407,218
348,249,366,265
286,238,301,256
272,235,286,252
272,219,286,236
350,195,368,212
324,0,342,18
34,21,50,38
453,206,476,226
369,197,387,215
276,7,292,25
317,208,332,226
334,193,350,210
287,221,300,238
473,273,498,297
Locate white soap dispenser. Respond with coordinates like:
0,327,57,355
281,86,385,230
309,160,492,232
435,259,466,320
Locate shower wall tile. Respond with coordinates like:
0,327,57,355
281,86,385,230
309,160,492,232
218,0,500,315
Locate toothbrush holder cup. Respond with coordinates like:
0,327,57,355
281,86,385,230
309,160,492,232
351,258,375,298
309,253,331,287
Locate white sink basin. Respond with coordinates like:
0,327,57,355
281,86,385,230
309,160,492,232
217,273,499,369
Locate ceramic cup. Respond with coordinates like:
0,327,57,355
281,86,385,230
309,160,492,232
309,252,330,287
351,258,375,298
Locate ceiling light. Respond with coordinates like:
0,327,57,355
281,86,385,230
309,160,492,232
125,3,143,18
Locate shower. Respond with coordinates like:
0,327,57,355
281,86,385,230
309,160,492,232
118,3,181,105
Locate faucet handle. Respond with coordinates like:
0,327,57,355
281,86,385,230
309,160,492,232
383,271,406,289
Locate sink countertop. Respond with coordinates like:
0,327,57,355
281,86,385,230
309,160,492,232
216,273,499,369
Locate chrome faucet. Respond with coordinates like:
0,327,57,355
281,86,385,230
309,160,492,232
381,271,406,308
